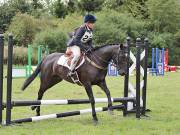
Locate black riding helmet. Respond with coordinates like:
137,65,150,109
84,14,97,23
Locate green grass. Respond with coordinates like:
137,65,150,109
0,72,180,135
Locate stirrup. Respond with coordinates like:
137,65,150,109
67,70,75,77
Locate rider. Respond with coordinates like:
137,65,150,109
66,14,96,77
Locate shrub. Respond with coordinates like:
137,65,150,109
33,29,67,52
94,9,146,45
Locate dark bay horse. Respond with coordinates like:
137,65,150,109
21,44,128,123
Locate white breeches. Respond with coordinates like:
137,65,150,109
67,45,81,71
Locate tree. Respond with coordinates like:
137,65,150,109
53,0,68,18
103,0,148,19
9,0,31,13
78,0,104,12
0,0,32,32
7,13,38,46
32,0,43,10
67,0,78,13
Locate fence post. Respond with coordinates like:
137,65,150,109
142,38,149,115
28,45,32,76
123,37,130,116
136,38,141,118
38,45,42,64
6,34,13,125
0,34,4,124
45,46,49,56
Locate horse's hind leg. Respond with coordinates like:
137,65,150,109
31,75,62,116
98,80,113,112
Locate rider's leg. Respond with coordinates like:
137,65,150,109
68,45,80,76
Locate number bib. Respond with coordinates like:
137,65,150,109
81,31,92,43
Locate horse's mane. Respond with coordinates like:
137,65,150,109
92,43,120,51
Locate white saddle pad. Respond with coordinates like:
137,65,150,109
57,55,85,70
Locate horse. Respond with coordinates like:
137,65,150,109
21,43,128,124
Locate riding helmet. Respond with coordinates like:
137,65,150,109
84,14,97,23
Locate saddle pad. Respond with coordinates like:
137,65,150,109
57,55,85,70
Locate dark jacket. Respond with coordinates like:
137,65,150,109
67,24,93,51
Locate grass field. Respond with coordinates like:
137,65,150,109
0,71,180,135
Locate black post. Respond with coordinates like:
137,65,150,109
0,34,4,124
136,38,141,118
142,38,148,115
6,34,13,125
123,37,130,116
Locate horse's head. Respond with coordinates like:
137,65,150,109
112,44,128,76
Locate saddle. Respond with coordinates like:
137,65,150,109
57,50,85,85
64,49,84,67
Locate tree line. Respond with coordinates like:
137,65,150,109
0,0,180,65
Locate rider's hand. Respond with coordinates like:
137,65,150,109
85,48,92,55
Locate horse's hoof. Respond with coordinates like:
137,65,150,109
36,113,40,116
31,106,36,110
93,119,99,126
108,109,114,115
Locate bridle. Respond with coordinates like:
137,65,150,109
111,46,128,72
112,47,121,72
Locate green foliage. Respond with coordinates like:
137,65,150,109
53,0,68,18
7,13,59,47
33,29,67,52
94,10,146,45
31,0,43,10
0,3,16,32
147,0,180,33
57,13,83,33
7,13,38,46
0,0,180,64
148,32,174,48
103,0,149,19
78,0,104,12
67,0,79,13
9,0,31,13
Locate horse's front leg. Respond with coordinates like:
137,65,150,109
98,80,113,112
84,84,98,124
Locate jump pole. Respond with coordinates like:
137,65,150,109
7,97,136,107
0,34,4,124
11,105,124,124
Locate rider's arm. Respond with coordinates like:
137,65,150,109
74,27,86,50
87,39,93,49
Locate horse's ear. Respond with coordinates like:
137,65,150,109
120,44,123,50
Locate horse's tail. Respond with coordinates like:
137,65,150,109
21,61,42,91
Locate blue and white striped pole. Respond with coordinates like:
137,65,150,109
156,48,159,75
152,48,155,75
